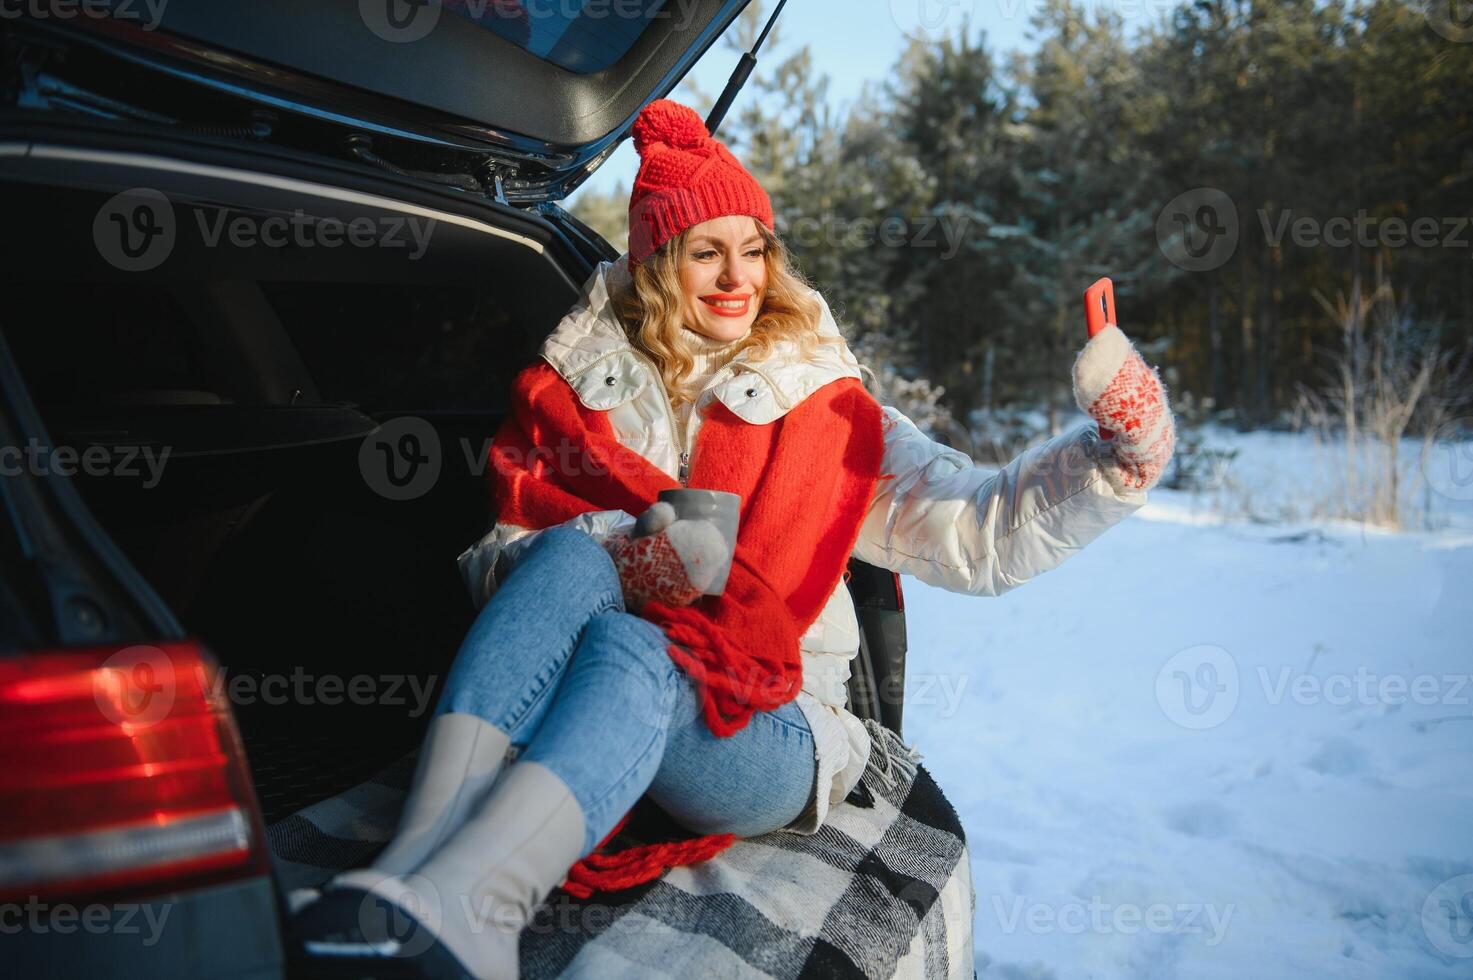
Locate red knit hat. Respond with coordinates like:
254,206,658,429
627,99,774,268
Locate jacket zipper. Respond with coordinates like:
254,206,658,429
629,347,742,487
679,362,748,484
628,347,693,486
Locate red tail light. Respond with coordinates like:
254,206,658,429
892,571,905,613
0,640,268,900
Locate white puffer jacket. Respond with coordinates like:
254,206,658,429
458,253,1149,832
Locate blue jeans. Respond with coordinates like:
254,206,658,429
437,525,817,856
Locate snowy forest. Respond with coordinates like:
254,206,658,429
572,10,1472,973
572,0,1472,530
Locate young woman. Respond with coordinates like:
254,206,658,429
294,99,1176,979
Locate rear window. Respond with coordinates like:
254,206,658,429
446,0,669,74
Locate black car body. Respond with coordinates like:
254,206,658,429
0,3,913,976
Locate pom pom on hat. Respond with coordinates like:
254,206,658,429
627,99,774,268
632,99,711,154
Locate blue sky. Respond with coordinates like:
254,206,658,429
567,0,1166,206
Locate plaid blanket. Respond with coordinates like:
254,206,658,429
270,721,975,979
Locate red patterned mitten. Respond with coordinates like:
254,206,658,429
602,502,730,612
1071,324,1176,492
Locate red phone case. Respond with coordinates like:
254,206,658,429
1083,277,1117,439
1084,277,1114,339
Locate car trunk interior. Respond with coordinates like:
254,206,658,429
1,155,592,823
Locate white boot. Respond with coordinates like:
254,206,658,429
325,761,586,980
371,712,512,876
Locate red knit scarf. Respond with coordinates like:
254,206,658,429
487,359,885,895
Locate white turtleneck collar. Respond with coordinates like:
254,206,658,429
672,326,748,432
679,326,746,384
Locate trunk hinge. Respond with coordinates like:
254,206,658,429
479,159,511,206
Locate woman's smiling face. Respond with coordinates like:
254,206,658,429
677,215,768,342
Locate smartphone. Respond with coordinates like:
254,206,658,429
1084,277,1115,339
1083,277,1117,440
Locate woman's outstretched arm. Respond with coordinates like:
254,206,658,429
849,411,1142,596
851,327,1174,596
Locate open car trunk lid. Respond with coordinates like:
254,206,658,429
27,0,753,202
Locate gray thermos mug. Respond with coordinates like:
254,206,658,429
633,488,741,595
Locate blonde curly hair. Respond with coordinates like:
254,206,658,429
609,221,842,412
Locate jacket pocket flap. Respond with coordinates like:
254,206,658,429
567,351,650,411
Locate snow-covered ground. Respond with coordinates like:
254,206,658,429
1167,422,1473,532
901,427,1473,978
